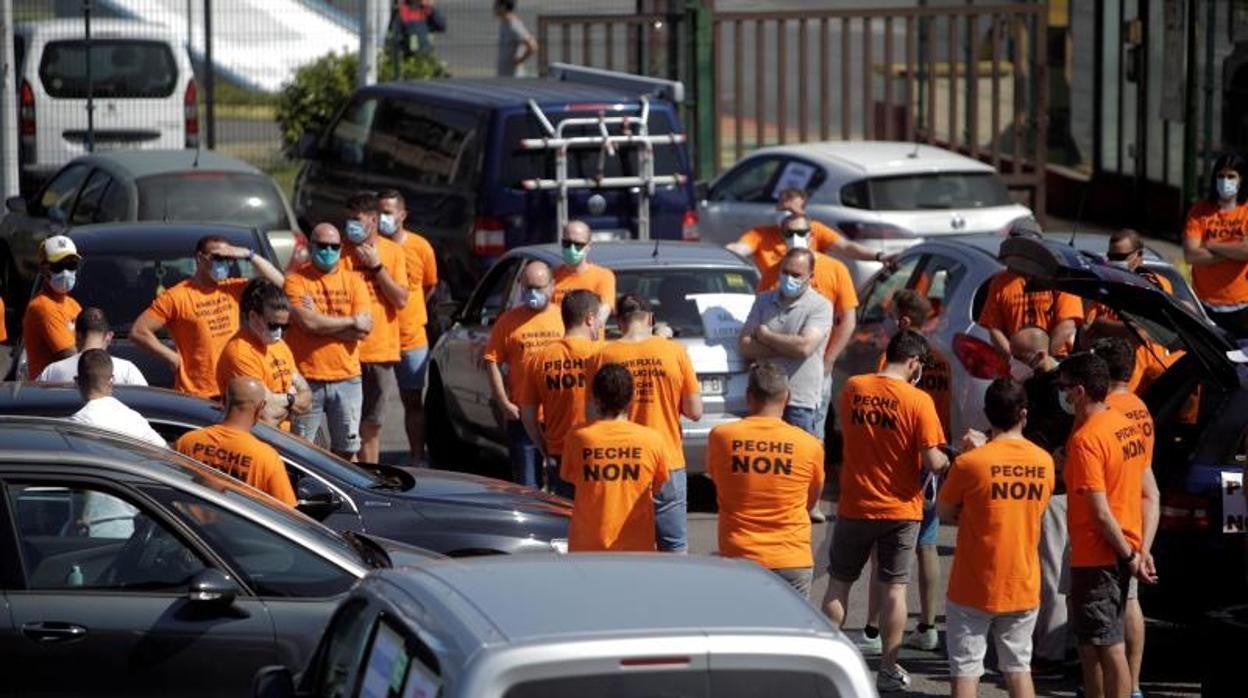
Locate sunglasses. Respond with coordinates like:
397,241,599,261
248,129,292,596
1105,248,1141,262
208,254,232,264
312,242,342,251
785,228,811,237
49,259,79,273
560,240,587,250
266,321,290,332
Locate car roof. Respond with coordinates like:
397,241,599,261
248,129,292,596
373,555,835,649
67,222,263,254
749,140,996,177
16,19,181,41
0,382,220,419
362,78,673,111
511,241,754,270
67,150,263,180
919,232,1169,263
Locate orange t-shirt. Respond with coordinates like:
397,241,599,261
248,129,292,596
706,416,825,569
1184,200,1248,305
876,348,953,440
1086,271,1173,325
978,271,1085,339
0,296,7,343
837,373,945,520
939,438,1054,613
343,237,407,364
560,419,669,552
144,277,247,398
284,264,370,382
552,263,617,309
763,252,859,314
1107,390,1155,467
482,305,564,397
739,221,843,291
587,337,699,468
216,333,298,430
175,424,297,507
22,291,80,380
397,231,438,351
516,336,599,456
1065,408,1147,567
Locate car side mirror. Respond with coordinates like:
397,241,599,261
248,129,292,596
694,180,709,202
296,479,343,520
188,568,239,607
253,666,296,698
5,196,26,214
296,133,320,160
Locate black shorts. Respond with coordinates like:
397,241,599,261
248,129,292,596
827,518,919,585
1069,565,1129,646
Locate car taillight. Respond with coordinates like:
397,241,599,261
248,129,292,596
19,79,34,138
184,79,199,148
952,332,1007,380
681,209,699,242
1160,492,1211,531
472,216,506,257
837,220,915,240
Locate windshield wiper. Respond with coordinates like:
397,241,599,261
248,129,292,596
341,530,391,569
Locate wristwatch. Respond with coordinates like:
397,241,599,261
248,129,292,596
246,248,255,261
1119,550,1138,566
285,392,296,410
874,251,884,262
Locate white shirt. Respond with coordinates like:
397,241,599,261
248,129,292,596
68,396,167,448
38,352,148,386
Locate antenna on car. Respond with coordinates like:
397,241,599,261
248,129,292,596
1067,182,1090,247
652,236,660,258
908,141,920,159
192,142,201,169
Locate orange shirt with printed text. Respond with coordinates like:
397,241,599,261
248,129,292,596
483,304,564,397
876,348,953,440
397,231,438,351
763,252,859,315
552,263,617,309
145,278,246,397
284,264,370,382
1184,200,1248,305
1065,408,1146,567
22,291,80,380
561,419,669,552
0,297,7,343
1107,390,1155,469
978,271,1085,339
707,416,825,569
344,237,407,363
837,374,946,520
739,221,843,291
175,424,296,506
516,336,600,456
939,438,1054,613
216,333,298,430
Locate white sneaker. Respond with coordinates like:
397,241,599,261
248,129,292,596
876,664,911,693
904,626,939,651
851,629,882,655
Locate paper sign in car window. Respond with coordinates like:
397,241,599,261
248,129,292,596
1221,471,1247,533
401,659,442,698
360,622,406,698
688,293,756,343
771,161,817,199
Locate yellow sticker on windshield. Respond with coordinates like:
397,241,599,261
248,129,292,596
724,273,749,291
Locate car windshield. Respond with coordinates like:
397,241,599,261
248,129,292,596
609,267,758,339
845,172,1011,211
39,39,177,99
137,172,291,231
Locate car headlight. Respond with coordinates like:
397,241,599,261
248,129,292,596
550,538,568,554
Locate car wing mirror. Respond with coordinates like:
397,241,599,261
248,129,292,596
253,666,297,698
188,568,239,607
5,196,26,214
296,480,343,520
694,180,709,202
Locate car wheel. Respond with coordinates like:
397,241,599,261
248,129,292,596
425,365,473,469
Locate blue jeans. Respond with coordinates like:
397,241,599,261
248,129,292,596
545,456,575,499
506,420,542,488
294,377,363,455
654,468,688,552
812,374,833,442
783,404,820,437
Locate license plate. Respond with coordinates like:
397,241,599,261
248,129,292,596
699,375,725,396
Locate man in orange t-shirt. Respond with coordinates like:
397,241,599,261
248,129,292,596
216,279,313,431
552,220,616,323
979,222,1083,358
378,189,439,467
341,191,409,464
588,293,702,552
285,223,374,459
175,376,297,507
22,235,82,379
1058,352,1151,698
131,234,286,398
484,260,564,486
561,362,669,551
823,329,949,691
1087,229,1175,331
1182,155,1248,337
518,289,601,498
937,378,1054,698
707,362,824,597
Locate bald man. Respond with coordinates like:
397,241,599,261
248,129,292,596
484,260,565,485
175,376,297,506
552,220,615,322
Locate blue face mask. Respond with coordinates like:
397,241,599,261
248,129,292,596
312,246,341,272
522,288,549,311
378,213,398,236
779,272,806,298
344,219,368,244
49,270,76,294
210,260,230,283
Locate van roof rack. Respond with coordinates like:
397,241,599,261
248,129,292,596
547,63,685,104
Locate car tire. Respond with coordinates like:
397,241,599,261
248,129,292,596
425,366,472,469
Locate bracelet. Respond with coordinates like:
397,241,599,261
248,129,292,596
286,392,296,409
874,251,883,262
246,249,255,261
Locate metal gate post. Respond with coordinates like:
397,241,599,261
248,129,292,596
687,0,716,179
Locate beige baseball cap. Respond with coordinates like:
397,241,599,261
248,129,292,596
39,235,81,263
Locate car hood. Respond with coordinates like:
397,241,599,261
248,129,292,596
999,237,1243,386
404,469,572,517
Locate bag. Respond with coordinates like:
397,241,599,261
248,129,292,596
427,7,447,33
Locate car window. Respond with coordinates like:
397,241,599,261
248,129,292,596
609,267,759,338
36,163,91,221
356,618,442,698
136,172,291,231
769,159,827,200
95,179,129,223
711,156,784,203
325,97,379,168
911,254,967,320
465,258,522,325
39,39,177,99
860,255,923,324
843,172,1011,211
314,599,375,698
371,99,480,189
70,170,113,225
8,483,206,591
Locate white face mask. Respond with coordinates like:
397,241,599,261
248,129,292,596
911,364,924,386
1009,358,1034,383
1218,176,1240,201
1058,388,1076,416
784,233,809,250
1108,260,1131,272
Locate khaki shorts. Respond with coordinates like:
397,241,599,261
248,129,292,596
946,601,1039,677
827,518,919,585
361,362,397,426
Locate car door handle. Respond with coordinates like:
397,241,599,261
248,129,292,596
22,622,88,643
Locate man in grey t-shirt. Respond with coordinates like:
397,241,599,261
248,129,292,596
495,0,537,77
739,247,833,436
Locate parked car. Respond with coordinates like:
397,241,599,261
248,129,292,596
428,241,758,473
292,66,698,300
835,232,1202,442
5,221,280,383
12,20,198,194
253,554,875,698
0,415,439,698
698,141,1033,287
0,382,572,557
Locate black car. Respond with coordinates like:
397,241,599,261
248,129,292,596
0,383,571,557
0,415,438,698
1001,236,1248,613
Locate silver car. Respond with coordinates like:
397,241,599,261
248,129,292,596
427,242,759,473
254,555,876,698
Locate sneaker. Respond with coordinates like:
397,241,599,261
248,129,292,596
851,629,882,655
809,506,827,523
904,626,939,651
1130,692,1144,698
876,664,911,693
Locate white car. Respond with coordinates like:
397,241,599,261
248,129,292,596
698,140,1033,287
14,20,197,193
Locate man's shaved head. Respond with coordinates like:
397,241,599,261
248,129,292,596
225,376,266,413
522,260,552,288
310,223,342,246
1009,325,1051,360
562,220,591,244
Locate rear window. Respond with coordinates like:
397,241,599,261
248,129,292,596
610,267,758,339
841,172,1010,211
39,39,177,99
137,172,291,231
504,669,840,697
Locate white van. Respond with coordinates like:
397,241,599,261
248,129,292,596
14,20,197,192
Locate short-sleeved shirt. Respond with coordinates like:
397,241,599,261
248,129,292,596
39,352,147,386
216,333,299,430
1184,200,1248,306
1065,408,1146,568
939,438,1054,613
977,271,1085,341
175,424,296,506
738,221,843,291
1086,270,1173,325
144,277,247,397
762,252,859,323
837,373,946,520
284,263,370,382
875,343,953,440
706,416,825,569
343,237,408,364
0,297,7,343
397,231,438,351
561,420,669,552
22,291,81,380
516,336,600,456
552,263,617,309
1107,390,1155,469
741,288,833,409
482,305,564,397
497,14,532,78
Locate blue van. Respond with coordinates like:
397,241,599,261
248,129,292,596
291,66,699,297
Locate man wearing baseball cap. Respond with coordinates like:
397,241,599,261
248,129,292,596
22,235,82,379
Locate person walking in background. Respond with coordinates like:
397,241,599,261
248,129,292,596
394,0,440,55
706,362,824,597
22,236,82,380
1183,152,1248,337
495,0,537,77
38,307,147,385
